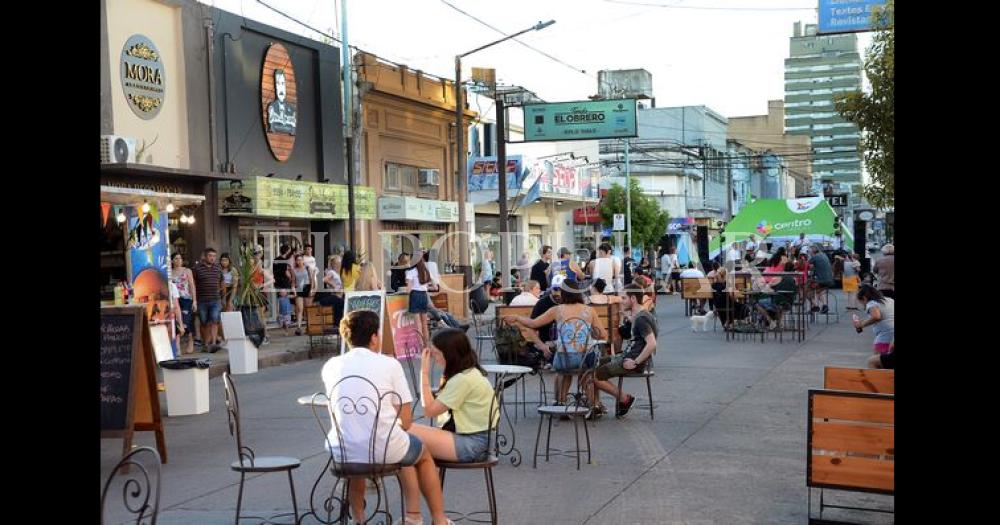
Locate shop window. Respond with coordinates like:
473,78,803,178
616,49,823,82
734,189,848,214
385,162,437,198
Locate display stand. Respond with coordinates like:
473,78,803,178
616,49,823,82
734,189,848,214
222,311,258,374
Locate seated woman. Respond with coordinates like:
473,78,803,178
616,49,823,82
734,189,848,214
411,329,500,468
588,278,622,306
754,262,798,329
504,280,605,405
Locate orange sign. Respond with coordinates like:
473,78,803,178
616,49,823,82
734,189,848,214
261,43,298,162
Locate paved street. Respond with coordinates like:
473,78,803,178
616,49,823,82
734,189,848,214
101,294,892,524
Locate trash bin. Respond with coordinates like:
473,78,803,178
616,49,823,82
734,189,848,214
160,358,211,416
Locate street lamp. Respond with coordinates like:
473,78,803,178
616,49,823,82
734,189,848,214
454,20,555,285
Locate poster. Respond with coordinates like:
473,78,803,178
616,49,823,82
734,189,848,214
125,205,172,335
385,295,423,360
217,177,376,220
341,290,385,354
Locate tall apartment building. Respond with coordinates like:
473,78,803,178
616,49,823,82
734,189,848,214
784,22,862,194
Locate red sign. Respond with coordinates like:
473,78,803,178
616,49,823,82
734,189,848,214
574,206,601,224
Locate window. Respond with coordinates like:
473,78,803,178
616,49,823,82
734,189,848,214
384,162,426,195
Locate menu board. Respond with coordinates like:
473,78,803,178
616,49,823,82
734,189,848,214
100,313,139,433
341,290,385,354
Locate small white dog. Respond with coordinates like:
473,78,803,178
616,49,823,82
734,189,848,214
690,310,716,332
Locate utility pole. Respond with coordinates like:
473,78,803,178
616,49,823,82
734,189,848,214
341,0,356,249
625,138,632,251
454,56,468,273
496,95,511,288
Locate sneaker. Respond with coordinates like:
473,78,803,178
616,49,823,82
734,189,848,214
821,305,829,314
616,395,636,419
810,306,820,313
261,337,271,345
207,345,221,354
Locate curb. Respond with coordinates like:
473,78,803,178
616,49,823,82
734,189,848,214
206,343,336,379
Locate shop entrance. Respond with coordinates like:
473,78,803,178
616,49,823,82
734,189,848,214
238,225,308,324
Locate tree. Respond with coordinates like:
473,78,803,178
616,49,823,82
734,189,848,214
599,178,670,250
835,0,894,209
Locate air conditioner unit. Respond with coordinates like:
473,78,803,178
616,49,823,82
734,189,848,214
101,135,138,164
418,169,440,186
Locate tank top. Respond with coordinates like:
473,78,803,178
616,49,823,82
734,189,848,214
592,257,615,291
550,259,577,284
555,307,593,354
293,267,310,290
171,269,192,299
222,269,234,286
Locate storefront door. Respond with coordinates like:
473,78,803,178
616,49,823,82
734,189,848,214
238,226,306,324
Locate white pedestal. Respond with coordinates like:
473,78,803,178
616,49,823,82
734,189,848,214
163,367,209,416
222,311,258,375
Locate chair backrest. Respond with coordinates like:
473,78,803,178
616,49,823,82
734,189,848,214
101,446,161,525
680,277,713,300
485,375,503,458
469,284,489,314
306,305,336,336
222,372,257,468
556,313,594,356
807,389,894,494
323,375,404,467
494,305,534,330
823,367,895,394
431,292,449,311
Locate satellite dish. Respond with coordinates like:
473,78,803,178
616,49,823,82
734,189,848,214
114,137,129,163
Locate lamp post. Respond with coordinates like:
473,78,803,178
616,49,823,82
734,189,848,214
454,20,555,286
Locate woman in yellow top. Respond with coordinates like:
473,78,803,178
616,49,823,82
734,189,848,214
410,328,500,467
339,250,362,291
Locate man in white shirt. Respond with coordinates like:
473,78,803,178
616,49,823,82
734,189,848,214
510,280,541,306
726,243,742,266
322,310,451,525
744,234,758,254
678,263,707,314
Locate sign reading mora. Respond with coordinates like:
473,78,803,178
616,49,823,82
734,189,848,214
523,99,637,142
261,43,298,162
120,35,165,120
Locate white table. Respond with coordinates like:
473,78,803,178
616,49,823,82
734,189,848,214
481,364,533,467
295,392,343,524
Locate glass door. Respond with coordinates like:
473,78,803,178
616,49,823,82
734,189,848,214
239,227,305,325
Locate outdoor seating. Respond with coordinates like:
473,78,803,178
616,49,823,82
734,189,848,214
310,375,407,525
100,446,161,525
305,305,340,355
807,389,894,522
436,378,504,524
222,372,300,525
533,316,597,470
470,302,496,361
680,277,713,317
823,367,894,394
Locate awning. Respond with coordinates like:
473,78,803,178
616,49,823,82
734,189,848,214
100,185,206,206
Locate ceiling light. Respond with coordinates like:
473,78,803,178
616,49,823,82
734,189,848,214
141,201,151,213
166,203,175,213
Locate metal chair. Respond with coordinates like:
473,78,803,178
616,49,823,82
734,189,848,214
309,375,407,525
615,362,656,420
470,303,495,362
222,372,300,525
101,446,161,525
436,376,504,524
533,316,597,470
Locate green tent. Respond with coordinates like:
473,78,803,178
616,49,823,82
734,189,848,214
709,197,853,258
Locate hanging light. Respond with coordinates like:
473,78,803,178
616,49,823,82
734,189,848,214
141,200,151,213
116,209,127,223
166,202,175,213
187,214,196,224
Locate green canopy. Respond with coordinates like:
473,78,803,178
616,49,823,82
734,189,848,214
709,197,853,257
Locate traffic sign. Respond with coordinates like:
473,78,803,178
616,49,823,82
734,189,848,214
827,193,849,207
613,213,625,231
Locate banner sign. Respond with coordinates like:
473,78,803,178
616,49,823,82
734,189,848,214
378,196,458,223
385,295,423,360
468,155,524,191
826,193,849,207
667,217,695,233
818,0,888,34
523,99,637,142
218,177,376,220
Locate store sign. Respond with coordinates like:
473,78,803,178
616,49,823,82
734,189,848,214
261,43,298,162
826,193,849,207
667,217,695,233
120,35,165,120
468,155,524,191
818,0,888,35
218,177,375,220
378,196,458,223
523,99,637,142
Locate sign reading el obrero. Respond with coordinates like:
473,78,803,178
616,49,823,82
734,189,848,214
523,99,637,142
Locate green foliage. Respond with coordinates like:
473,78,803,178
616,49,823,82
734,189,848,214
599,178,670,249
835,0,894,209
234,244,268,308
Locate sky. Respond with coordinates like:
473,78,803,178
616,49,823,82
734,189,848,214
200,0,873,119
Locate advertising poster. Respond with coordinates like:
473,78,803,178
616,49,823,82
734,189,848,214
125,205,172,325
385,295,423,360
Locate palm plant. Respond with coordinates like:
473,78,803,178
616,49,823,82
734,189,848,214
234,243,267,308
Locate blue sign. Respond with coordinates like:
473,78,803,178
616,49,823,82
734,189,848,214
522,99,637,142
818,0,887,34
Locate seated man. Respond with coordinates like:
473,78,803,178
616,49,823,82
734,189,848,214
590,285,658,419
510,280,542,306
322,310,453,525
754,262,798,330
807,246,836,314
679,262,708,315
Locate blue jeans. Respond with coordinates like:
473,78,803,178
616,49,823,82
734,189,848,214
198,300,222,324
429,308,461,328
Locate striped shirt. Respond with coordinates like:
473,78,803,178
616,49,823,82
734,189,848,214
192,262,223,301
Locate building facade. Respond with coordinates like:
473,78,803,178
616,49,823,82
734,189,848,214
784,22,863,194
728,100,812,198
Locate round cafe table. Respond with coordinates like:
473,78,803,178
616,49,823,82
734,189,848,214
482,364,533,467
296,393,348,525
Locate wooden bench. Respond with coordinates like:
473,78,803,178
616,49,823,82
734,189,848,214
591,303,621,354
305,305,339,354
824,367,894,394
680,277,713,316
807,389,894,522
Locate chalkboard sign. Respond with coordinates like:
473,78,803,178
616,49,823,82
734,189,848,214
101,313,139,432
101,305,168,462
341,290,385,354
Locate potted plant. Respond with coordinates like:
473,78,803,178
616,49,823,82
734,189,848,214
234,243,267,346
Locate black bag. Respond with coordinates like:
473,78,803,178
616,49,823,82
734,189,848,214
240,306,265,347
470,285,489,314
494,324,544,369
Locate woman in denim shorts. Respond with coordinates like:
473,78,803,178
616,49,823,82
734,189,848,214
409,329,500,465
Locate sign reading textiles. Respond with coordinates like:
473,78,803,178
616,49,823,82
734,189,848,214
261,43,298,162
523,99,637,142
218,177,375,220
120,35,165,120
